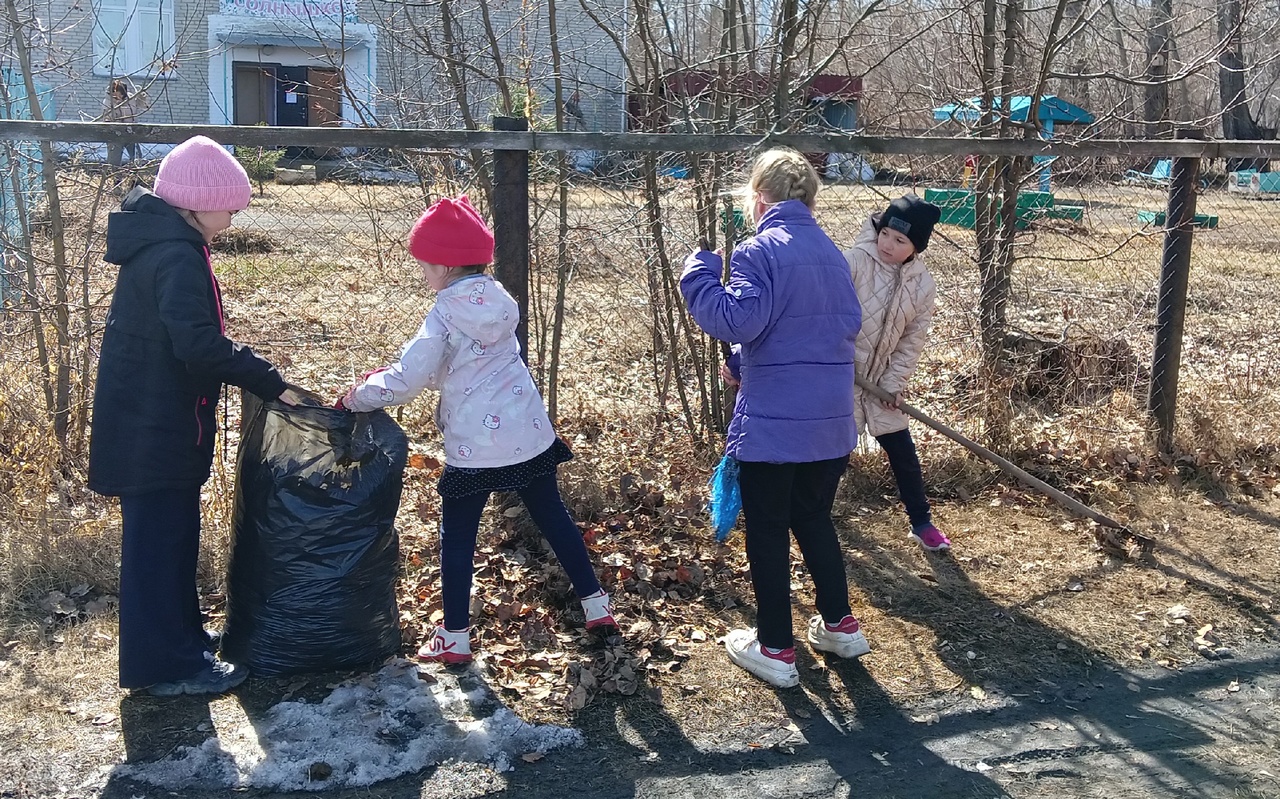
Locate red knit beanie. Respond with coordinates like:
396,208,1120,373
407,195,495,267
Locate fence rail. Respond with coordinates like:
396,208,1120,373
4,120,1280,159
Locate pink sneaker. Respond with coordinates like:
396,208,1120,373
417,628,473,664
909,524,952,552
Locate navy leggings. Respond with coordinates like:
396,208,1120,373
875,428,932,529
118,487,213,688
737,456,852,650
439,471,601,630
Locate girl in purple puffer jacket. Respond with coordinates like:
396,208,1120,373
680,148,869,689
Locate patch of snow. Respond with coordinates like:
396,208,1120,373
343,164,421,185
113,659,582,792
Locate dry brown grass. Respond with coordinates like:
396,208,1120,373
2,171,1278,742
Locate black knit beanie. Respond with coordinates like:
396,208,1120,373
873,194,942,253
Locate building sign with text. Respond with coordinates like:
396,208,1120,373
218,0,357,23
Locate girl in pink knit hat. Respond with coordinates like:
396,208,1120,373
338,195,617,664
89,135,302,697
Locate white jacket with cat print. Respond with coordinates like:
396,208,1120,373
843,216,937,437
344,274,556,467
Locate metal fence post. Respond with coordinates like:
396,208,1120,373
1147,134,1202,453
492,115,530,362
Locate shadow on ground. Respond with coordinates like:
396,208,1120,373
95,524,1280,799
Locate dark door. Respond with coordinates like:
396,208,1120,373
276,66,309,158
276,66,309,128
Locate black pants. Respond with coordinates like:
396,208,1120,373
118,487,213,688
106,142,140,166
737,456,851,650
875,428,932,529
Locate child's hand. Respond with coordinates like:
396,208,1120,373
334,386,357,411
719,363,740,387
695,238,723,258
879,391,903,411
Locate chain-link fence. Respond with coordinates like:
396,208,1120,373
3,123,1279,601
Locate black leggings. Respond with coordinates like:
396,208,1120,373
875,428,932,529
439,472,601,630
737,456,852,650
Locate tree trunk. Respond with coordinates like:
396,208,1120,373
1144,0,1173,137
6,0,72,453
1218,0,1267,169
1063,0,1089,108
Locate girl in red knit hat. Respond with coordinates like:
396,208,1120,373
338,195,616,664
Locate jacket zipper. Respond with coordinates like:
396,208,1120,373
195,396,208,446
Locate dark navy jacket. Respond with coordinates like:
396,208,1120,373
681,200,862,463
88,188,287,496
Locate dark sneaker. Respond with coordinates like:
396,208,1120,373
145,653,248,697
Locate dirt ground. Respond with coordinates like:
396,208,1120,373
2,488,1278,798
3,173,1280,797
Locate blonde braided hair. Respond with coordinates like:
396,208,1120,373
743,148,820,227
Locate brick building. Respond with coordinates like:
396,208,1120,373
43,0,627,146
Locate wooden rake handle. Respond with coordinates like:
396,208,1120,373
855,374,1126,531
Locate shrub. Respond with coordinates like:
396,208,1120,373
234,144,285,196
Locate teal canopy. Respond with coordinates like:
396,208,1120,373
933,95,1095,125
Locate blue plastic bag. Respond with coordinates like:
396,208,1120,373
707,455,742,542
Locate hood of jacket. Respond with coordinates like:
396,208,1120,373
436,274,516,347
104,187,205,266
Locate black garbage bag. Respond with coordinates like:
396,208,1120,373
221,391,407,676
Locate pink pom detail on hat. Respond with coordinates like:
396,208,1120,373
407,195,495,267
153,135,252,212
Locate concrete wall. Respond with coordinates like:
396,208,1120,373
43,0,626,135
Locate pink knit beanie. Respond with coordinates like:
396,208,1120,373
153,136,252,212
407,195,495,267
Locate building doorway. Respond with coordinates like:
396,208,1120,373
232,62,343,157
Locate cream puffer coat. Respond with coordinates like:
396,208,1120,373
843,217,937,437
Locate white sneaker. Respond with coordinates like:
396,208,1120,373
581,590,618,631
807,614,871,659
723,628,799,688
417,627,472,664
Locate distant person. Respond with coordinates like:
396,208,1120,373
90,135,303,696
565,90,586,130
103,80,142,165
843,195,949,552
337,195,617,665
681,148,868,689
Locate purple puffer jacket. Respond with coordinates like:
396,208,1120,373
680,199,862,463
